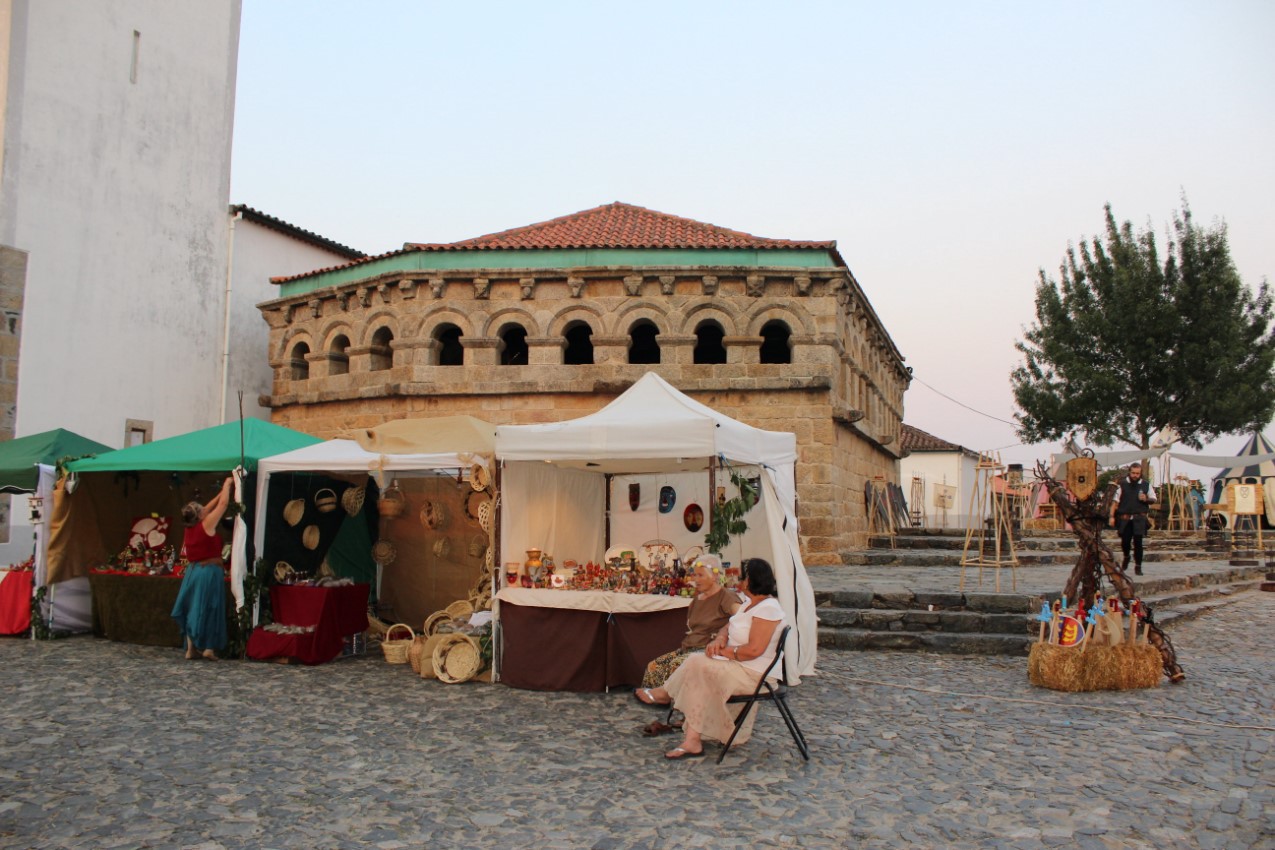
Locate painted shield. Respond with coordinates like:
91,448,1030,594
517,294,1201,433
1056,615,1086,647
1065,457,1099,501
658,485,676,514
629,482,640,511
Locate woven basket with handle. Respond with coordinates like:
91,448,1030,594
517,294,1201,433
380,623,414,664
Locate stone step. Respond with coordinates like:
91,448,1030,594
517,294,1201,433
841,548,1212,567
870,534,1209,552
814,575,1262,656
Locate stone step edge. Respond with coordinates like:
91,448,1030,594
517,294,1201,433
813,577,1263,615
817,590,1255,655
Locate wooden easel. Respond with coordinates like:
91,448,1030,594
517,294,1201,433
909,476,926,528
933,482,956,530
1166,475,1193,532
1228,481,1264,555
960,452,1019,591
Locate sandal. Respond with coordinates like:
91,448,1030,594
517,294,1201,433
634,688,668,706
664,746,705,760
642,720,675,737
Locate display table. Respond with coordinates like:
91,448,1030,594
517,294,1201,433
495,588,690,692
247,583,369,665
0,569,33,635
89,572,231,647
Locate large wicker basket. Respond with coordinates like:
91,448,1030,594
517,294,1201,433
432,633,483,683
380,623,414,664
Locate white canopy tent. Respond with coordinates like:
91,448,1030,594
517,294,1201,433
496,372,816,683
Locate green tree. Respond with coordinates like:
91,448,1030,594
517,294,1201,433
1011,201,1275,452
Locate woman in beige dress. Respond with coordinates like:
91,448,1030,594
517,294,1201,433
635,557,785,759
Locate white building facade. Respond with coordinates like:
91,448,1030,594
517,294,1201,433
899,424,980,529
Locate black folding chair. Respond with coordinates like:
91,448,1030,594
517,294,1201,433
717,625,809,764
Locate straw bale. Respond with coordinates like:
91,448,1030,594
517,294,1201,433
1028,642,1161,692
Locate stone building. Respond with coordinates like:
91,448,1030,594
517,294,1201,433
258,202,909,562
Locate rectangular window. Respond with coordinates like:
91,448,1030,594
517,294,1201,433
125,419,152,446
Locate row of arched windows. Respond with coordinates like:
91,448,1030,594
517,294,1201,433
288,320,793,380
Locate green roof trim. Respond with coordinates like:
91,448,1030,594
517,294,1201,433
66,420,321,474
279,247,841,298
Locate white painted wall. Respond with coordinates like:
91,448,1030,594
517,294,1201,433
900,451,980,529
223,214,359,423
0,0,243,447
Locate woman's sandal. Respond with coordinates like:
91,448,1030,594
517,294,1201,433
642,720,675,737
664,746,705,760
634,688,668,706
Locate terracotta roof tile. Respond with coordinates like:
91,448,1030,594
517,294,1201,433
901,424,971,454
271,202,840,285
407,202,837,252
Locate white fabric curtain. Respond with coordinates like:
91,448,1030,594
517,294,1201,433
499,463,605,569
1168,450,1275,468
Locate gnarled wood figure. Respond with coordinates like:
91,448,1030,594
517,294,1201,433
1035,458,1185,682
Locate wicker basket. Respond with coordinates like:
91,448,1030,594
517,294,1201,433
408,634,429,674
445,599,474,621
378,481,406,518
302,525,321,550
470,463,490,492
432,633,483,683
419,499,445,530
341,485,366,516
371,539,397,566
314,488,338,513
422,610,452,636
283,498,306,527
380,623,414,664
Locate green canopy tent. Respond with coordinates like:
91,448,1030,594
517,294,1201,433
0,428,110,494
47,420,321,644
0,429,112,635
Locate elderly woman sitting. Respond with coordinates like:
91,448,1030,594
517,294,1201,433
637,559,739,735
635,557,786,759
643,559,739,687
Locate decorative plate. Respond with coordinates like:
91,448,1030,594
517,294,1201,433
683,503,704,532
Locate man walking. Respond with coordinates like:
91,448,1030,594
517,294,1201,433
1109,462,1157,575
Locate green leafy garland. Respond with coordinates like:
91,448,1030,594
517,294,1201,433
224,558,271,658
703,467,759,555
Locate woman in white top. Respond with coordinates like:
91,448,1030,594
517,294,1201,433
635,557,785,759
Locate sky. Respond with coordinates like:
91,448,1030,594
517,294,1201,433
229,0,1275,485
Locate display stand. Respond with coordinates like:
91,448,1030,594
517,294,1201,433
1165,475,1193,532
932,483,956,530
908,477,925,528
960,452,1018,591
1227,482,1264,561
866,476,896,547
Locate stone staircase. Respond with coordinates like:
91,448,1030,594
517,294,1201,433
849,528,1213,567
817,529,1267,656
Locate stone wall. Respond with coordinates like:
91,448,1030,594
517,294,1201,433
0,245,25,542
260,264,910,563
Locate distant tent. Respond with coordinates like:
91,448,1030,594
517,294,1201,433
1208,433,1275,526
0,429,111,493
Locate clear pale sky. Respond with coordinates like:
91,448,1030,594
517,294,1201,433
230,0,1275,484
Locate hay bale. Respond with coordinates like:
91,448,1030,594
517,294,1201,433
1027,642,1161,692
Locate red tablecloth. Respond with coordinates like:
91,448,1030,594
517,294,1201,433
499,602,686,692
0,570,33,635
247,583,369,665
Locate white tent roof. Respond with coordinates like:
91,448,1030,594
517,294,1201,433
496,372,797,471
256,438,480,477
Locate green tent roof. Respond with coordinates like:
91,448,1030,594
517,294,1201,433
0,429,113,492
67,419,321,474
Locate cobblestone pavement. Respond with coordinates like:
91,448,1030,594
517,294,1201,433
1,594,1271,850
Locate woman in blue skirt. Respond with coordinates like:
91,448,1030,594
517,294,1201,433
171,477,233,660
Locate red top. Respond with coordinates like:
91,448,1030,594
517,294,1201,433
182,523,223,563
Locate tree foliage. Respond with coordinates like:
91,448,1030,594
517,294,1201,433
1011,202,1275,450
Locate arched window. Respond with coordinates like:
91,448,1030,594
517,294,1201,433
563,321,594,365
628,320,661,364
289,341,310,381
434,323,464,366
370,327,393,371
759,320,792,364
329,334,350,375
499,324,528,366
693,320,727,364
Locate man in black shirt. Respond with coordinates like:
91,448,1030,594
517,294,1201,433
1108,462,1157,575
